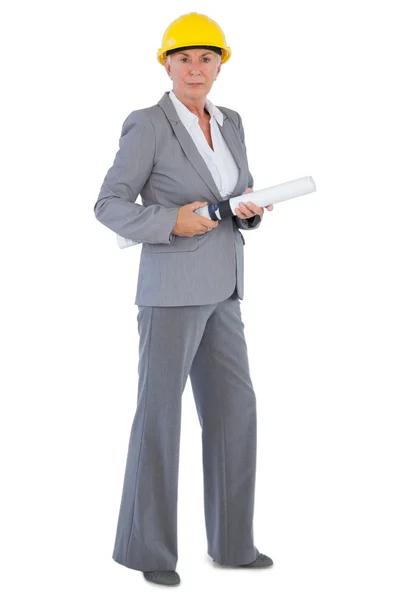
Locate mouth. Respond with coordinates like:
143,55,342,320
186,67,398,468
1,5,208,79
188,83,203,86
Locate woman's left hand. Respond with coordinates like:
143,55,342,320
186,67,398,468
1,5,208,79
234,187,273,219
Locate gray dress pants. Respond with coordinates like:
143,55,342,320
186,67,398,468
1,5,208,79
112,288,259,571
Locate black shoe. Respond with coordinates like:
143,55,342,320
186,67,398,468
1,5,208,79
239,553,273,568
142,570,180,585
213,552,273,568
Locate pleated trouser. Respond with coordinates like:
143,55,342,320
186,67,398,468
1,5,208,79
112,289,259,571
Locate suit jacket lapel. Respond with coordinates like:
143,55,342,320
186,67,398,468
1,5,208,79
157,91,245,203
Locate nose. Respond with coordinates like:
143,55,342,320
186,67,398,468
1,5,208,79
189,58,203,75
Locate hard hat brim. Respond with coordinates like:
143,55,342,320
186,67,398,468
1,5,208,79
157,45,231,66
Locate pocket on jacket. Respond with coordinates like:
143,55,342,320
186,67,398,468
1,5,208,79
147,235,199,253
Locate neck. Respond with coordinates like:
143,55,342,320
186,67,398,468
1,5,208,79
172,88,208,119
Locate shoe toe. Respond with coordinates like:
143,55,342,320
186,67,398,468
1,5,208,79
240,553,273,568
143,570,180,585
213,552,273,568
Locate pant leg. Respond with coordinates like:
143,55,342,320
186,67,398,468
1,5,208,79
112,303,214,571
189,295,259,565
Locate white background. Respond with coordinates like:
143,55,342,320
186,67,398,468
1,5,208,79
2,0,400,598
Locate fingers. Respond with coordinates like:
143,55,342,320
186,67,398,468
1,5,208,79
199,216,218,228
235,201,264,218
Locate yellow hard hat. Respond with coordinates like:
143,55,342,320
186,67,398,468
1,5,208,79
157,12,231,66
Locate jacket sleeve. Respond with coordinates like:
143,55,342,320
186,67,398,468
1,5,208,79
233,111,263,231
94,110,179,244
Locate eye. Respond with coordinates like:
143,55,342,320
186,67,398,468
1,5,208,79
180,57,211,62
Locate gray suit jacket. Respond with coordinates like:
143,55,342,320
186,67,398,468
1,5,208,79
94,91,263,306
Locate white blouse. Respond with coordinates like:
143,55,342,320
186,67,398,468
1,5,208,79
168,90,239,200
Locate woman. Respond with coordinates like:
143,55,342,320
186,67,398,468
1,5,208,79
94,12,274,587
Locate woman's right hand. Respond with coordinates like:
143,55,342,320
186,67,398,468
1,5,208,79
171,201,219,237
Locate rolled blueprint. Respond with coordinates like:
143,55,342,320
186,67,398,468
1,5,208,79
194,176,316,221
117,234,140,249
116,175,316,248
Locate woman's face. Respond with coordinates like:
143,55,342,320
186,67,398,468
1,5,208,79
165,49,222,103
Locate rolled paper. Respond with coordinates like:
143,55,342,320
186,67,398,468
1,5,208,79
117,234,139,248
116,176,316,248
194,176,317,220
